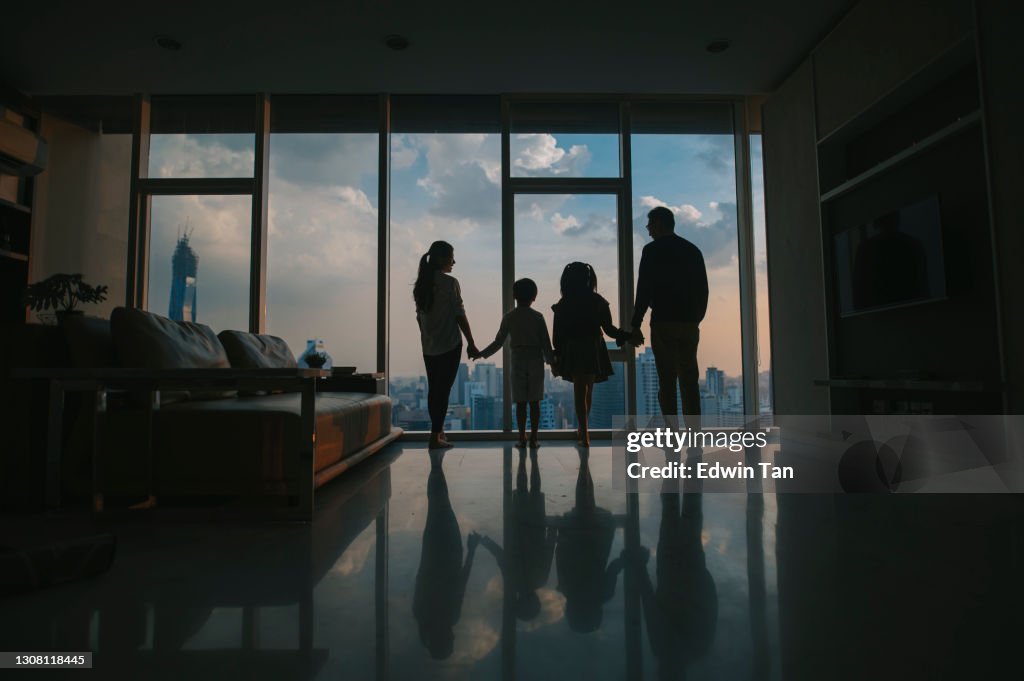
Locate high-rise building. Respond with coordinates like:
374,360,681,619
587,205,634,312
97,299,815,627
590,343,625,428
471,395,499,430
474,362,500,398
168,233,198,322
511,397,556,430
465,381,487,400
705,367,725,397
636,346,683,417
700,391,721,427
450,363,469,405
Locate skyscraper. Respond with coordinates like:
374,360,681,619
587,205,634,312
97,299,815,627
168,233,198,322
450,363,470,405
636,346,683,417
705,367,725,397
474,362,500,398
471,395,499,430
590,342,625,428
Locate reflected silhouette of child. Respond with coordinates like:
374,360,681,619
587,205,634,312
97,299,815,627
478,448,556,621
554,450,624,632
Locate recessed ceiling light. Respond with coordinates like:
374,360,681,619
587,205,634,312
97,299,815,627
155,35,182,51
706,39,730,54
384,34,410,51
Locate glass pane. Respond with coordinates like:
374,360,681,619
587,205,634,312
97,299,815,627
149,96,256,178
510,133,619,178
388,132,502,431
630,133,742,427
147,195,251,332
266,132,379,372
750,135,773,420
514,194,622,431
149,134,255,178
510,102,619,178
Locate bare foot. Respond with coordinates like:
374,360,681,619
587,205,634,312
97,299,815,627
429,436,453,450
529,437,540,449
516,439,527,448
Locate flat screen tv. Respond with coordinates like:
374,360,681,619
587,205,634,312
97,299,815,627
834,195,947,317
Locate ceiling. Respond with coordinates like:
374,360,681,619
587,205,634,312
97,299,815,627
2,0,853,97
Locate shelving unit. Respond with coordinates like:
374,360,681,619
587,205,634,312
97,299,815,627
813,35,1004,415
0,92,39,324
819,111,980,203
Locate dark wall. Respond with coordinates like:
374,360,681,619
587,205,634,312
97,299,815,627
763,61,831,415
976,0,1024,412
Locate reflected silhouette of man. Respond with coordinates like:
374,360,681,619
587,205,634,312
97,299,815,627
852,211,929,310
413,450,480,659
631,206,709,429
632,452,718,680
555,450,624,633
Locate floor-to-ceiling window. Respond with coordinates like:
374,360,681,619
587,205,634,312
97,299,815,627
387,97,503,432
630,102,745,426
507,101,630,431
265,96,380,371
750,134,773,419
143,95,257,332
130,95,765,432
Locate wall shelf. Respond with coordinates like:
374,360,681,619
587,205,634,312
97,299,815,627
815,377,1001,393
0,247,28,262
0,196,31,214
819,110,980,203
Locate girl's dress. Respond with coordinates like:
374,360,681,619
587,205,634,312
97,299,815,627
551,291,629,383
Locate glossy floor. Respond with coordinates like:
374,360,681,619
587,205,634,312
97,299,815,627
2,442,1020,680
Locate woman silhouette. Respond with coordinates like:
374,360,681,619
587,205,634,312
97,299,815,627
413,241,480,449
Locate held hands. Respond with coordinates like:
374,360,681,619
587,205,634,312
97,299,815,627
467,344,482,360
614,328,645,347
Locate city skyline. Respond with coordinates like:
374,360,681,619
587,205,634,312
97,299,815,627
390,353,772,432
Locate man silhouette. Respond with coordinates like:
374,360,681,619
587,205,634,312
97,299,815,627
630,206,709,429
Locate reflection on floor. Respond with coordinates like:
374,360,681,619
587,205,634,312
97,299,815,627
1,442,1020,680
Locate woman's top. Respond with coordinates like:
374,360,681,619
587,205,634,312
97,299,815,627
417,270,466,356
479,306,554,363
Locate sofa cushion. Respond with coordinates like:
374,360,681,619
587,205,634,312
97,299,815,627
62,315,115,369
217,330,296,369
110,307,234,401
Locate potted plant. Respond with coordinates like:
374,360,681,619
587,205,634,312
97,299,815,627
305,351,329,369
24,273,109,323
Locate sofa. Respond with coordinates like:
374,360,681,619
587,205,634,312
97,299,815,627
0,307,402,519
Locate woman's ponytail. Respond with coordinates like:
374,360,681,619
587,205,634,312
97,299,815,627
413,241,454,312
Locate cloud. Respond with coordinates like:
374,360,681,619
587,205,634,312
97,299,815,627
389,134,419,170
150,133,255,178
551,212,616,243
551,212,581,235
695,135,735,175
511,134,591,176
269,133,378,188
404,133,501,226
634,196,739,269
638,195,702,225
692,201,739,269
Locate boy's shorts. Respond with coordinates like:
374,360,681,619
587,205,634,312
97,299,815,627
511,356,544,403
